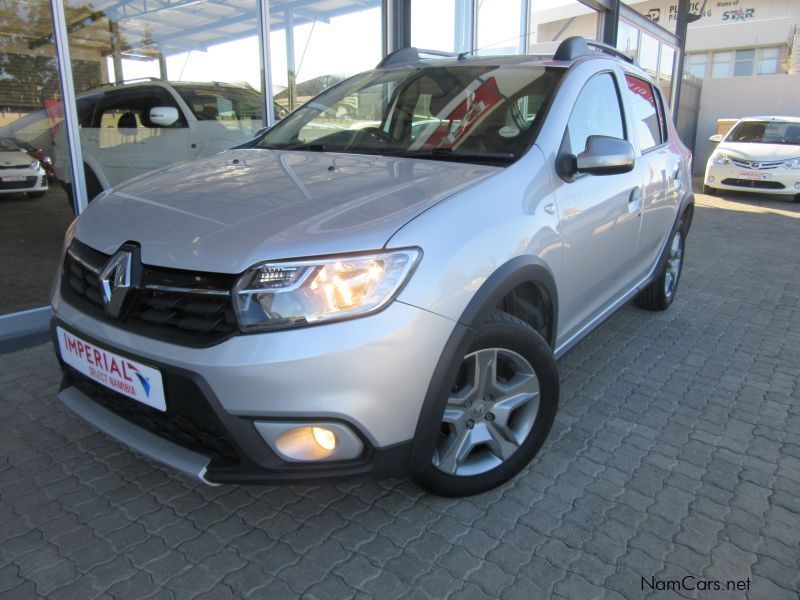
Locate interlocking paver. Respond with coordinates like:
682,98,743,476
2,192,800,598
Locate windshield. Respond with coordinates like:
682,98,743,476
726,120,800,145
257,64,563,164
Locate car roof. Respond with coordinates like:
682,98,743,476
76,79,255,98
736,116,800,123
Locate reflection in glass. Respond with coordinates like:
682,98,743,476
270,1,382,113
477,0,523,55
529,0,599,54
0,0,74,315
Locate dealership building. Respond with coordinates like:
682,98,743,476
0,0,798,347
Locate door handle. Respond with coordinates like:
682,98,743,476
628,186,642,215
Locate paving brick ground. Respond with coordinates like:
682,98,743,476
1,190,799,599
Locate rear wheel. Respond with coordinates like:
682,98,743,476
413,310,559,497
634,223,685,311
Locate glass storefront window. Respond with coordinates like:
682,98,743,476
658,45,675,103
638,31,659,79
270,1,382,113
529,0,599,54
411,0,457,53
616,20,639,61
477,0,523,55
0,0,73,315
61,0,265,202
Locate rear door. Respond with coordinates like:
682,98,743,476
553,70,643,343
622,74,680,280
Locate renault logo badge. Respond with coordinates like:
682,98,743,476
99,250,133,319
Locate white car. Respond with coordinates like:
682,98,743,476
704,116,800,202
0,140,48,198
53,80,286,201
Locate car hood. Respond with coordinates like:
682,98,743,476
73,149,500,273
0,150,31,167
716,142,800,162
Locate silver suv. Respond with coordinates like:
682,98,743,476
52,37,693,497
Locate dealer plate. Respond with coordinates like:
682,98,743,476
738,171,769,180
57,327,166,411
1,175,25,182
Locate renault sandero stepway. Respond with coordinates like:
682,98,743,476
52,37,694,497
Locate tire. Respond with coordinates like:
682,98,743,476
793,194,800,204
634,221,686,311
703,184,717,196
413,310,559,497
26,191,46,198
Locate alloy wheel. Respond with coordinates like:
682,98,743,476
432,347,540,477
664,231,683,301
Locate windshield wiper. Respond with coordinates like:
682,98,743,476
381,148,515,163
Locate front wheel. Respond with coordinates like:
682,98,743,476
27,191,46,198
703,184,717,196
413,310,559,497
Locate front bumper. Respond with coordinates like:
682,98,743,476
705,162,800,195
52,293,456,484
0,170,48,194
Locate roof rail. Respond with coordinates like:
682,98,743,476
376,47,458,68
553,37,634,64
99,76,163,88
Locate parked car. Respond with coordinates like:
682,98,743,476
0,138,48,198
0,137,54,180
53,79,288,201
52,37,693,497
704,116,800,202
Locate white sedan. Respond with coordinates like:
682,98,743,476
704,116,800,202
0,144,48,198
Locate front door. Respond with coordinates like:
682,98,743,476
553,71,643,344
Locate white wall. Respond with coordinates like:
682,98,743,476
693,73,800,173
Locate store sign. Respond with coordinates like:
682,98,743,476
639,1,757,26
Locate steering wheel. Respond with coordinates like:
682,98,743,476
358,127,394,144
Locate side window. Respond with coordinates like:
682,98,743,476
94,88,186,149
624,75,662,151
563,73,625,156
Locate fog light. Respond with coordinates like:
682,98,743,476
312,426,336,451
708,175,715,182
255,421,364,462
794,182,800,190
275,427,335,460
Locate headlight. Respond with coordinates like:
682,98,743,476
29,160,40,170
782,158,800,169
233,248,421,331
711,153,730,165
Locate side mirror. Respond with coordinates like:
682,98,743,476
709,134,723,143
149,106,180,127
575,135,635,175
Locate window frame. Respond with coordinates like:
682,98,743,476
558,69,629,182
623,72,667,154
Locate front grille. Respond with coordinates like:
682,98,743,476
721,178,785,190
729,158,783,170
0,164,30,170
66,366,240,464
0,176,36,189
61,240,239,347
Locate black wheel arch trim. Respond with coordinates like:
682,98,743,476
406,256,559,474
